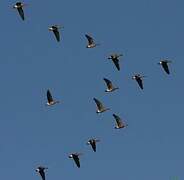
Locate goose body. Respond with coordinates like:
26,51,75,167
93,98,110,113
132,74,144,90
46,90,59,106
108,54,123,71
13,2,25,20
158,60,171,74
87,138,100,152
49,25,62,42
68,153,82,168
85,34,99,48
103,78,119,92
113,114,128,129
36,166,48,180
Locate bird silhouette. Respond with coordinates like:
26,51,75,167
68,153,82,168
87,138,100,152
93,98,110,113
107,54,123,71
85,34,99,48
49,25,63,42
46,90,59,106
132,74,145,90
113,114,128,129
158,60,172,75
103,78,119,92
13,2,26,20
36,166,48,180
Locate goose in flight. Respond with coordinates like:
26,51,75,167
36,166,48,180
13,2,26,20
93,98,110,113
49,25,62,42
158,60,171,74
107,54,123,71
132,74,145,90
87,138,100,152
85,34,99,48
113,114,128,129
103,78,119,92
46,90,59,106
68,153,82,168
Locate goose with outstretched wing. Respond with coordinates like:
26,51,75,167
93,98,110,113
36,166,48,180
13,2,25,20
113,114,128,129
108,54,123,71
49,25,62,42
158,60,171,74
85,34,99,48
132,74,145,90
103,78,119,92
46,90,59,106
68,153,82,168
87,138,100,152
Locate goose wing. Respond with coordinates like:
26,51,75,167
112,58,120,71
103,78,113,90
91,140,96,152
73,155,80,168
93,98,104,111
162,62,170,74
47,90,54,103
113,114,123,127
53,29,60,42
136,78,143,89
85,34,94,45
39,170,46,180
17,7,25,20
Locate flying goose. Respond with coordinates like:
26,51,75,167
49,25,62,42
36,166,48,180
103,78,119,92
46,90,59,106
158,60,171,74
13,2,25,20
68,153,82,168
107,54,123,71
85,34,99,48
87,138,100,152
93,98,110,113
132,74,145,90
113,114,128,129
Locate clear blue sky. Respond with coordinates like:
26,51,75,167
0,0,183,180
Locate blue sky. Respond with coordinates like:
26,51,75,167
0,0,183,180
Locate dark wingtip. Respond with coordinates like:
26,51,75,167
166,71,170,75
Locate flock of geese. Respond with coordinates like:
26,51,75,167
12,1,173,180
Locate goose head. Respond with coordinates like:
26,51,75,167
68,154,73,158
